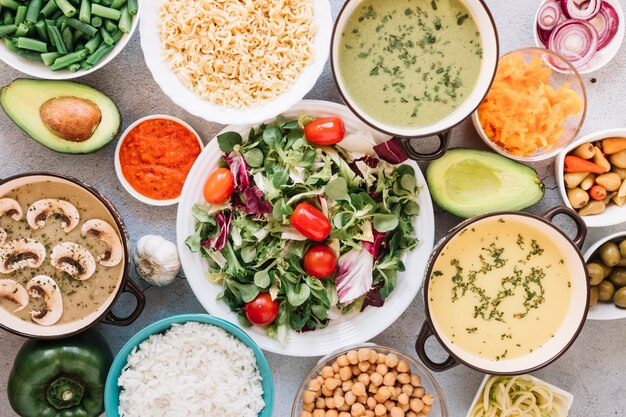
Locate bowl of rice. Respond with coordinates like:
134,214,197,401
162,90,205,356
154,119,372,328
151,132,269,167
104,314,274,417
139,0,332,125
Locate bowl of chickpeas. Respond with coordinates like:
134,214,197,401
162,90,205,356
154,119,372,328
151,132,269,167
291,345,447,417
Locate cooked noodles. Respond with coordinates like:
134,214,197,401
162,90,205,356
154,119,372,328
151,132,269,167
469,375,568,417
158,0,315,108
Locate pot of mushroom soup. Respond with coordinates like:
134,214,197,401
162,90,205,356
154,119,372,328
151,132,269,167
331,0,499,160
0,173,145,339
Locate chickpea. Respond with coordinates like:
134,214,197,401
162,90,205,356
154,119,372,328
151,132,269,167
412,387,425,398
401,384,414,396
375,364,389,375
342,381,354,392
377,353,387,364
357,373,371,385
375,404,387,416
347,350,359,365
384,353,399,368
327,397,337,409
398,393,409,406
358,361,371,372
325,378,340,391
364,411,375,417
352,366,362,376
334,387,344,397
357,395,368,404
326,411,339,417
303,402,315,412
323,386,334,397
410,375,422,388
332,363,341,373
370,372,384,387
339,403,351,412
406,412,418,417
345,391,357,406
409,398,424,412
351,382,367,397
313,410,326,417
358,349,371,362
374,386,391,403
316,397,326,409
366,397,377,410
383,372,396,387
397,373,410,385
335,395,346,409
337,355,350,367
304,390,317,404
310,379,322,392
396,360,409,373
400,403,410,413
368,385,379,394
384,400,395,411
422,405,431,414
390,407,405,417
369,350,379,364
352,403,366,417
301,411,313,417
322,366,335,379
340,367,352,381
339,413,351,417
421,394,433,406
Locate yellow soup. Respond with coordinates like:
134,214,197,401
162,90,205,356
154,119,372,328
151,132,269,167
428,216,572,361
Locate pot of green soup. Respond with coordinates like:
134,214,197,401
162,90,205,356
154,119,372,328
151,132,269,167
331,0,499,161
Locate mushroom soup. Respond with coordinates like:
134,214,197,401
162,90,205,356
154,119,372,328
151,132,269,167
0,181,123,325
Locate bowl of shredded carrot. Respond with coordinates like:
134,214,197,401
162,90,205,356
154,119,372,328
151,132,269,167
472,47,587,161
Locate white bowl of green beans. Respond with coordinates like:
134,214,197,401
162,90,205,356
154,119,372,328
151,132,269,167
0,0,139,79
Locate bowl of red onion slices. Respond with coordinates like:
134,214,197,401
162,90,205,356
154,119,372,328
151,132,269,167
534,0,625,73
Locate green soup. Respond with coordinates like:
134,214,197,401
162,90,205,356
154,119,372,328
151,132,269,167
338,0,483,128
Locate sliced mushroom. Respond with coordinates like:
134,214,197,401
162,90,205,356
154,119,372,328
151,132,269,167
50,242,96,280
0,279,29,312
0,228,6,246
0,239,46,274
26,275,62,326
81,219,123,267
0,198,22,221
27,199,80,232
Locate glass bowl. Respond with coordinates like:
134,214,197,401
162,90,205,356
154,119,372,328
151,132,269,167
472,47,587,162
291,344,448,417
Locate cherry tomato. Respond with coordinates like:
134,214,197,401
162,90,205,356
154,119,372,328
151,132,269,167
304,117,345,145
203,168,234,204
304,245,337,278
245,293,279,326
589,185,607,201
291,202,332,242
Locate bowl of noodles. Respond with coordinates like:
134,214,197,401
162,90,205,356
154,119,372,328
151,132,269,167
140,0,332,124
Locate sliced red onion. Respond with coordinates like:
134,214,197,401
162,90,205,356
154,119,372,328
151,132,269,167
548,19,599,68
537,26,553,45
590,1,620,50
538,0,563,30
560,0,603,20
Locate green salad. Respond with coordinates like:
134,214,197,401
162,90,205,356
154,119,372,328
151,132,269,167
186,115,421,343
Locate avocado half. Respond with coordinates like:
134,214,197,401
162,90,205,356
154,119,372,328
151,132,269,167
0,79,122,154
426,148,545,219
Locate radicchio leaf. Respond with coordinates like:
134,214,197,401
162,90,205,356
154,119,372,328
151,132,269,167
349,155,380,176
373,138,408,164
223,151,250,191
232,186,273,214
201,210,233,251
362,229,387,260
335,249,374,304
361,281,385,311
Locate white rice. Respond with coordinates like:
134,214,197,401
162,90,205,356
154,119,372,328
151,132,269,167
118,321,265,417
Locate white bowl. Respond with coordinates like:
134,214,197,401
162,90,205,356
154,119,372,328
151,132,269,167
533,0,625,74
176,99,436,357
555,128,626,228
0,2,140,79
114,114,204,206
139,0,332,125
465,374,574,417
584,231,626,320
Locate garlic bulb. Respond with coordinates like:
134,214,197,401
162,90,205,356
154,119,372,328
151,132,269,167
133,235,181,286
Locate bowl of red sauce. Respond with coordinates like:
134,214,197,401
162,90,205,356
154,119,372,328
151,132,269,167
115,115,203,206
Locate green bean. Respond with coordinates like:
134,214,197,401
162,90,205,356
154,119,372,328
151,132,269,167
78,0,89,23
34,20,49,42
98,25,111,44
50,48,86,69
50,9,62,19
68,62,80,71
25,0,42,25
72,26,82,41
83,30,100,52
16,36,48,52
64,16,96,36
53,0,76,17
61,25,72,51
16,47,43,61
3,36,17,51
14,5,25,25
90,15,101,27
14,22,28,36
91,3,119,20
127,0,136,15
109,25,121,42
110,0,124,9
99,0,111,6
85,41,111,65
40,50,60,65
0,23,16,36
103,18,115,32
45,19,66,52
0,0,20,12
80,59,92,70
3,10,14,25
118,4,129,33
40,0,59,18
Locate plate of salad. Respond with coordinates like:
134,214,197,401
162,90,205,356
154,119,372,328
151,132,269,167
176,100,435,356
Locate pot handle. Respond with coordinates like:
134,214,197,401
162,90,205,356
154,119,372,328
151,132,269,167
101,278,146,326
541,206,587,249
415,321,459,372
397,129,451,162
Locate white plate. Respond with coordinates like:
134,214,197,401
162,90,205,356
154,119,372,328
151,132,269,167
465,374,574,417
555,128,626,228
139,0,332,125
176,100,435,357
533,0,625,74
584,231,626,320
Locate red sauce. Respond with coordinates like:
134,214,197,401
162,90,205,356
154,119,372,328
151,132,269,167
119,118,202,200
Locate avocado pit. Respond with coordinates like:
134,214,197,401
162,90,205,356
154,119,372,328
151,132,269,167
39,97,102,142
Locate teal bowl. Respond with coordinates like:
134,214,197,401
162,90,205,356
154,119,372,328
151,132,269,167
104,314,274,416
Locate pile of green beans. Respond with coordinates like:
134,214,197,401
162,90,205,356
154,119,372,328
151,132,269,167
0,0,137,72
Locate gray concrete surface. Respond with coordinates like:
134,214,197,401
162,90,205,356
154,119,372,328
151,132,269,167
1,0,626,416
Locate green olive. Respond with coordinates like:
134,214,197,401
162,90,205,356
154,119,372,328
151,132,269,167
617,257,626,267
599,242,621,267
619,240,626,258
587,263,606,286
598,280,615,301
590,286,599,307
613,287,626,308
609,267,626,287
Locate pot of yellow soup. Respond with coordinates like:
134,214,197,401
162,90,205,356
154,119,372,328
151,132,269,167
416,207,589,374
331,0,499,161
0,172,145,339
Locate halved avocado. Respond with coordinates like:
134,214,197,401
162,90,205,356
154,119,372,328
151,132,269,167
426,149,544,218
0,79,121,154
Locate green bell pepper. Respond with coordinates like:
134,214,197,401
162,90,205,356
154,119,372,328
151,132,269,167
8,328,113,417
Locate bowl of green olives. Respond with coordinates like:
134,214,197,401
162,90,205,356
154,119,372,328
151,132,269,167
584,232,626,320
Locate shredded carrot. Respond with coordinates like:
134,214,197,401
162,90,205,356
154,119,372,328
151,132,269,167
477,55,583,156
